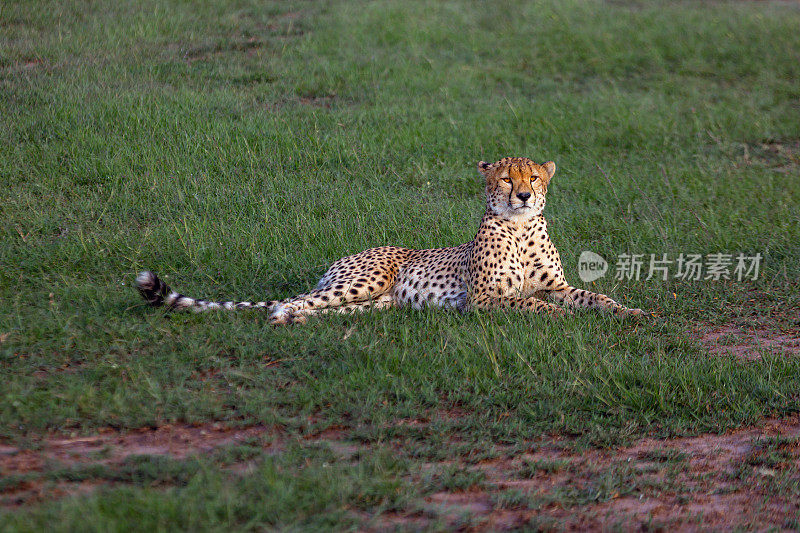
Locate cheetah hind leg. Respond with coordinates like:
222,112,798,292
270,291,396,324
268,246,410,324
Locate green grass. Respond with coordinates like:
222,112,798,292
1,443,417,531
2,0,800,529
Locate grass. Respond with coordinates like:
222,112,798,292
1,0,800,529
517,457,571,477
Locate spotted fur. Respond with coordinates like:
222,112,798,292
137,157,642,323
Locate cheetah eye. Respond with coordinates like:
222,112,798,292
531,175,539,182
501,177,511,183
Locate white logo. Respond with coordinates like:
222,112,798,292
578,251,608,282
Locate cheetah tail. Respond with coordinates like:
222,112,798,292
135,271,277,312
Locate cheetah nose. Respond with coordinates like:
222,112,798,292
516,192,531,202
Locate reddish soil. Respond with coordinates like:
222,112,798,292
697,323,800,361
1,424,278,472
404,416,800,531
0,423,279,507
3,417,800,530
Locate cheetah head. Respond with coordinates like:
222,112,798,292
477,157,556,220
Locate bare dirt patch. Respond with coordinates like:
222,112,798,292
1,423,277,471
697,323,800,360
402,416,800,530
4,417,800,530
297,94,338,108
0,423,279,507
739,139,800,173
181,38,264,63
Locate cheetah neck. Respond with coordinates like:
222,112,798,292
479,210,546,236
522,214,549,242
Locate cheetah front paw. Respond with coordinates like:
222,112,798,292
624,307,657,320
609,306,644,318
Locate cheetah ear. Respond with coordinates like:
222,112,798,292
477,161,492,176
543,161,556,180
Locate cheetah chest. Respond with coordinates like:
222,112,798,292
521,229,566,293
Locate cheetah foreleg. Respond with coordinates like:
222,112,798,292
546,286,642,317
469,293,569,316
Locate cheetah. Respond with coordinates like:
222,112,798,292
136,157,643,323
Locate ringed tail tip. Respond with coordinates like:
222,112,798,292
136,270,169,307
